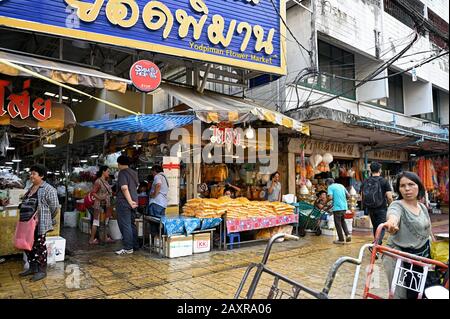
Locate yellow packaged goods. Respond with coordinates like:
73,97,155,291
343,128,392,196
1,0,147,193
181,197,296,220
430,241,449,263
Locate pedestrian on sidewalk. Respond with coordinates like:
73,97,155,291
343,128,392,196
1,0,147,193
115,156,139,255
18,164,59,281
383,171,436,299
326,178,351,245
89,165,114,245
362,162,393,245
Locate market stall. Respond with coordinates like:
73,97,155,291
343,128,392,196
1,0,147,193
412,155,449,213
182,197,298,249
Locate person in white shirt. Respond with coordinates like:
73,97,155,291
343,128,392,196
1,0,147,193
148,165,169,217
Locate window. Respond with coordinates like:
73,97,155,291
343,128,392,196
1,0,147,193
303,40,356,100
249,74,280,89
370,70,404,113
384,0,424,29
415,88,440,123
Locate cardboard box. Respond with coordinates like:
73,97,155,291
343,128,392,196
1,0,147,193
193,232,211,253
163,235,193,258
355,216,373,229
45,236,66,262
166,205,180,217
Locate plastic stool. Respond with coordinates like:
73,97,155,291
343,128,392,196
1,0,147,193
227,233,241,250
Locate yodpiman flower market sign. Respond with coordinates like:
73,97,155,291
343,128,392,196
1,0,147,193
0,0,286,75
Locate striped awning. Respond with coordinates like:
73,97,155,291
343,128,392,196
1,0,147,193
161,83,310,135
79,114,196,132
0,50,130,93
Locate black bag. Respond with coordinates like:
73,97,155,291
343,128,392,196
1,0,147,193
19,197,38,222
363,177,384,209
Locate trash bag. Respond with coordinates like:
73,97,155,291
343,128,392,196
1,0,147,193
431,241,449,263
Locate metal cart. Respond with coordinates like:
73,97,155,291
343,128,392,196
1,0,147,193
293,202,328,237
350,223,449,299
235,233,363,299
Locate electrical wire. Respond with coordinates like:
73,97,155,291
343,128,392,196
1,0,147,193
299,30,421,108
269,0,312,56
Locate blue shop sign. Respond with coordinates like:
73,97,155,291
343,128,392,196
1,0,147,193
0,0,286,74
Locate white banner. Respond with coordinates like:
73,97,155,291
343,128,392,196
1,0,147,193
163,157,180,206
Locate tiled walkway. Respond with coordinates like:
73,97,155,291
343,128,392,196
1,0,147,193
0,215,447,299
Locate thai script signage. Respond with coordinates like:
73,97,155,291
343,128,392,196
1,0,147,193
0,0,286,74
210,124,241,146
289,139,361,159
367,150,409,162
0,80,52,122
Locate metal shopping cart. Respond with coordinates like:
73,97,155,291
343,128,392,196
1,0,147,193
293,202,328,237
234,233,364,299
349,223,449,299
235,226,449,299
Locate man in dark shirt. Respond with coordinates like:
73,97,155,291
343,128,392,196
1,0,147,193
115,155,139,255
362,162,393,245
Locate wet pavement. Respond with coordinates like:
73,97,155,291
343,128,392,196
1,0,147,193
0,214,448,299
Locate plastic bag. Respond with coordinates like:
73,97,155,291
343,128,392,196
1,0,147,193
431,241,449,263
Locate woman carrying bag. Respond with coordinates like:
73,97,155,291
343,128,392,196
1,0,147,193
89,166,114,245
17,164,59,282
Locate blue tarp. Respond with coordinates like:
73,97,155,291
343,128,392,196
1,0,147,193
161,216,222,236
80,114,196,132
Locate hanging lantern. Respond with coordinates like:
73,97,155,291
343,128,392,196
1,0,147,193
311,154,323,168
322,153,334,164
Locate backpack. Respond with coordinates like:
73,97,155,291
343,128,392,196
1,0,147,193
363,177,384,209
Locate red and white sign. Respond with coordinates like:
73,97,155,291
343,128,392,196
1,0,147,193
193,233,211,253
129,60,161,92
210,126,241,146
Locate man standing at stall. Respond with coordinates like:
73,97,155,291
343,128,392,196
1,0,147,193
115,156,139,255
362,162,393,245
326,178,351,245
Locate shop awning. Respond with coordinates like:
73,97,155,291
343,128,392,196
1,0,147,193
79,114,196,132
0,51,130,93
160,83,310,135
0,102,76,130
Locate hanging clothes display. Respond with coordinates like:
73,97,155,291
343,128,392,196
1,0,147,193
414,156,449,204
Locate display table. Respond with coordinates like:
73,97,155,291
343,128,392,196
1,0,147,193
222,214,299,250
143,215,222,256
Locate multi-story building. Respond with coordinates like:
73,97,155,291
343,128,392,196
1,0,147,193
246,0,448,194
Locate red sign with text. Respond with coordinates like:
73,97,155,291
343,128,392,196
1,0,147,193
129,60,161,92
0,80,52,121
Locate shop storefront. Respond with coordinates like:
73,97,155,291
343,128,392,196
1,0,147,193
1,0,300,259
0,77,77,256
